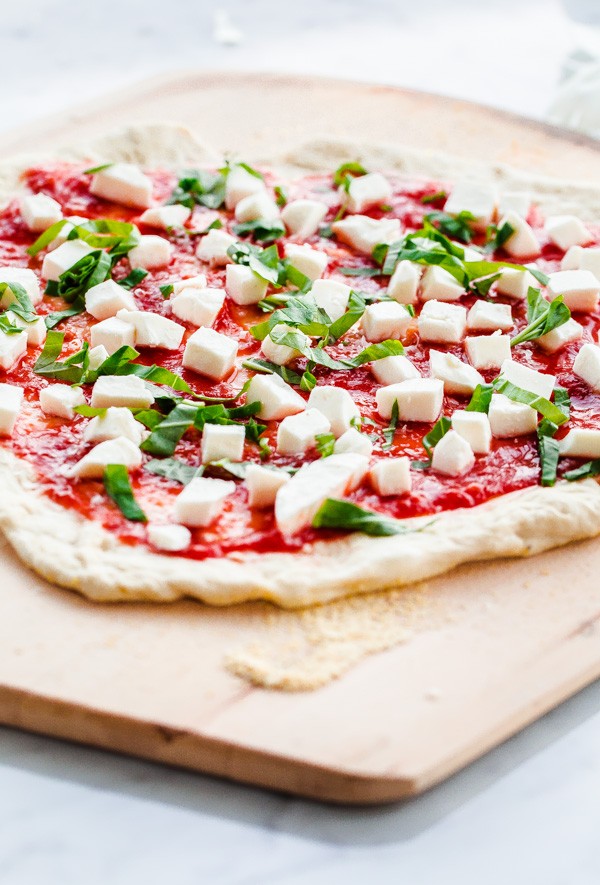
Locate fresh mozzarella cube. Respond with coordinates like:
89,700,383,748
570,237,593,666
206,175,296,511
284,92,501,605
4,311,47,347
370,457,411,496
174,476,235,527
537,317,583,353
376,378,444,422
90,375,154,410
332,215,402,256
498,191,531,219
344,172,391,213
361,301,412,343
182,327,237,380
171,287,225,328
224,164,265,210
90,316,135,355
39,384,85,420
20,193,62,232
559,428,600,459
0,267,42,307
0,329,27,370
196,228,237,266
499,359,555,399
87,344,109,371
310,278,352,322
128,235,173,270
334,427,373,457
387,260,421,305
444,180,497,229
561,245,600,277
460,243,485,262
201,423,245,464
307,385,360,437
547,269,600,313
41,239,94,282
147,523,191,552
171,274,207,295
431,429,475,476
84,407,146,445
544,215,592,251
429,350,484,395
465,333,511,370
85,279,136,320
225,264,268,306
0,383,24,436
281,199,328,239
245,373,305,421
371,354,420,385
418,300,467,344
139,204,191,229
261,323,307,366
497,211,541,259
234,191,279,223
276,408,330,455
489,393,537,438
467,300,513,331
274,453,369,534
71,436,142,478
90,163,153,209
495,267,538,301
420,265,465,302
284,243,329,281
451,409,492,454
116,309,184,350
573,342,600,390
245,464,290,508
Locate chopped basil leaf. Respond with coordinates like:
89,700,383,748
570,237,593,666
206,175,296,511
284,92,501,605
140,402,198,457
0,281,37,323
73,405,107,418
537,428,560,487
421,190,448,205
33,331,87,383
0,315,22,334
564,459,600,482
300,369,317,392
315,432,336,458
319,224,334,239
382,400,399,451
145,457,203,485
45,301,86,329
274,185,288,208
167,169,227,211
103,465,147,522
338,266,382,278
26,220,69,256
510,288,571,347
45,250,112,303
234,162,264,180
487,221,515,252
71,219,141,255
159,283,174,299
493,379,569,426
326,291,366,342
332,162,368,189
411,459,432,470
350,339,404,367
425,210,475,244
466,383,494,413
312,498,408,536
241,357,303,386
232,217,286,244
422,415,451,458
120,268,148,290
83,162,114,175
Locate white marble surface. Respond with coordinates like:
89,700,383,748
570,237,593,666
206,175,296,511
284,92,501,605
1,1,600,882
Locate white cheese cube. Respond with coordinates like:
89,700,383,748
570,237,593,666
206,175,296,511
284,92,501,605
499,359,555,399
0,328,27,370
71,436,142,478
170,287,225,328
332,215,402,256
281,199,328,239
245,373,305,421
547,269,600,313
39,384,85,420
173,476,235,527
201,423,245,464
284,243,329,281
87,344,109,371
0,267,42,307
334,427,373,457
537,317,582,353
431,429,475,476
544,215,592,251
497,211,541,259
171,274,207,295
371,354,420,385
559,428,600,459
128,235,173,270
116,309,184,350
344,172,391,214
444,180,497,230
225,264,268,305
84,407,146,445
274,452,369,534
498,191,531,219
90,316,135,355
41,239,94,282
245,464,290,509
20,193,62,232
418,300,467,344
429,350,484,395
573,342,600,390
276,408,330,455
224,165,265,210
361,301,412,343
196,228,237,266
85,279,136,320
139,204,191,230
420,265,465,302
376,378,444,422
0,383,24,436
387,260,421,305
467,300,513,331
451,409,492,454
370,457,411,496
90,163,153,209
561,245,600,277
147,523,191,552
261,323,307,366
182,327,238,380
488,393,537,438
495,268,538,301
90,375,154,410
307,385,360,437
310,278,352,322
465,333,511,370
234,191,279,223
4,311,47,347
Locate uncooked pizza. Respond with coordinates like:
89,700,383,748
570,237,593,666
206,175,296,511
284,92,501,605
1,128,600,607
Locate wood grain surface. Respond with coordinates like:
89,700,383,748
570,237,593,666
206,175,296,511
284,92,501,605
1,71,600,805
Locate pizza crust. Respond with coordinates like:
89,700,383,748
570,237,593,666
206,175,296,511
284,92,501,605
1,123,600,609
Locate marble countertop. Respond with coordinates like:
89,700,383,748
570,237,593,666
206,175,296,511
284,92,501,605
1,1,600,882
